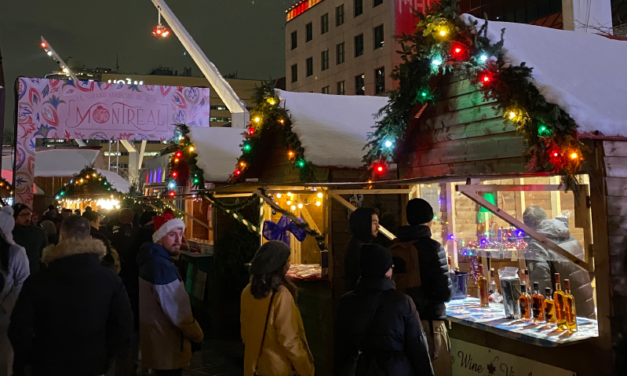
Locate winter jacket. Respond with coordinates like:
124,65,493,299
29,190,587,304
524,219,595,318
91,227,121,274
113,223,139,328
0,244,30,376
137,242,204,371
12,224,48,275
397,225,453,320
344,237,369,293
241,284,314,376
8,237,133,376
334,278,434,376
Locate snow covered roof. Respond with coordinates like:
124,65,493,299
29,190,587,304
187,127,245,182
2,148,100,177
278,90,389,169
464,14,627,138
96,169,131,194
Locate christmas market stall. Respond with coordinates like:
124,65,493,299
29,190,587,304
174,87,405,374
360,2,627,374
54,166,129,211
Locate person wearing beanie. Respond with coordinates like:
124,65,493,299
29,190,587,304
136,213,203,376
12,203,47,275
9,215,132,376
396,198,452,376
240,241,315,376
343,207,380,293
0,206,29,376
334,244,434,376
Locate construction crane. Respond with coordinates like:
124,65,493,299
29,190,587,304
150,0,250,129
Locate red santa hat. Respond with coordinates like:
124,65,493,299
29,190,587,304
152,212,186,243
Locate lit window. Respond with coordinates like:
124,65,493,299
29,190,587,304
374,25,384,49
355,74,365,95
375,67,385,94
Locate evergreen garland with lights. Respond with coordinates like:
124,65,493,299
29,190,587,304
364,0,584,188
55,166,120,200
168,124,206,194
232,81,316,182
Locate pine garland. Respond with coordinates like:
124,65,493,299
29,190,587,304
232,81,317,183
55,166,121,199
169,124,206,190
364,0,584,188
201,193,264,235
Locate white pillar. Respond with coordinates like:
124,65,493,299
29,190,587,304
563,0,613,34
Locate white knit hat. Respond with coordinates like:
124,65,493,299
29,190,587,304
0,206,15,244
152,213,185,243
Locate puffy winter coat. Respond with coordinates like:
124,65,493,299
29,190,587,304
137,242,204,371
240,284,314,376
524,219,595,318
397,225,453,320
334,278,434,376
0,244,29,376
8,237,133,376
344,237,370,293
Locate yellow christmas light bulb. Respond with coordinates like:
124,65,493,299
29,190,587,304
93,173,97,177
317,192,323,198
286,200,292,205
570,152,579,160
439,29,447,36
291,205,296,211
174,158,180,163
254,117,261,123
276,193,282,198
267,98,276,105
80,179,84,183
240,161,246,168
287,192,293,197
315,201,322,207
509,111,516,119
85,175,89,179
297,203,303,209
189,146,195,152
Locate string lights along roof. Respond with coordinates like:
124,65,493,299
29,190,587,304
463,14,627,138
277,90,389,169
187,127,245,182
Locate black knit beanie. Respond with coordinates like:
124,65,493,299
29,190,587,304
406,198,434,226
250,240,291,275
359,244,394,278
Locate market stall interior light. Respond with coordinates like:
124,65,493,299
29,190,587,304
297,203,304,209
96,198,121,210
317,192,323,198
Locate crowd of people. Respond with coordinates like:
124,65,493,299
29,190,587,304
0,204,204,376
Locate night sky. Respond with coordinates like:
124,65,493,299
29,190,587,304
0,0,293,134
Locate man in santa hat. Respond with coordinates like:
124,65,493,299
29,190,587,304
136,213,204,376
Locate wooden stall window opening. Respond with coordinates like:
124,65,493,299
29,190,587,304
456,184,593,272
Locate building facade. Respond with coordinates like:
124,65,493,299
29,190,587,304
285,0,613,96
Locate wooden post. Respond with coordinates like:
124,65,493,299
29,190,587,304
445,183,458,268
550,176,562,218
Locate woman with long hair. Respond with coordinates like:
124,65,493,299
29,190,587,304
0,206,30,376
343,207,380,293
240,241,314,376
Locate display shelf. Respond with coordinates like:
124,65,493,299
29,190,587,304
446,297,598,347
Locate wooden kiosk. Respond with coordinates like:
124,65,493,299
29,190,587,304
372,15,627,376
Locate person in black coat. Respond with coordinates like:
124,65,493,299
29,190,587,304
8,215,133,376
335,244,433,376
397,198,453,376
344,207,380,293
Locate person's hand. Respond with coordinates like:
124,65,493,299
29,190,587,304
191,340,203,353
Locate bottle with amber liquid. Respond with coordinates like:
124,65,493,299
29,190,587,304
554,273,568,331
564,279,578,332
544,287,556,326
531,282,545,323
518,284,532,321
478,265,489,307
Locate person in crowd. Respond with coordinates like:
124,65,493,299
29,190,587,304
74,209,81,216
111,209,136,258
137,213,203,376
84,206,93,213
0,207,30,376
523,205,595,318
241,241,314,376
334,244,434,376
40,220,59,246
396,198,452,376
40,205,57,223
12,204,47,275
344,207,380,293
31,213,40,226
9,215,133,376
84,211,120,273
60,209,73,219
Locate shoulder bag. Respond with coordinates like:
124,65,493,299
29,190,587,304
254,291,276,376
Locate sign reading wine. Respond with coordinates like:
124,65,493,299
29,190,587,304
451,339,575,376
14,77,210,205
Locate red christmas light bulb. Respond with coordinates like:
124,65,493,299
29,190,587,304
172,171,178,178
234,169,242,176
40,42,47,49
248,127,255,136
175,151,182,158
169,191,176,197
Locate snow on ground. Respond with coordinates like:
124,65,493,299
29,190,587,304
463,14,627,138
188,127,245,182
278,90,389,168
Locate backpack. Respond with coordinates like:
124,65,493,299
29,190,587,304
389,239,422,293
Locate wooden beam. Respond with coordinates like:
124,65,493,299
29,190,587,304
457,184,565,193
329,192,397,241
299,205,321,234
151,201,212,231
458,188,592,271
328,189,411,195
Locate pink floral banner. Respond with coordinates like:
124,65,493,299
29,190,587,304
15,77,210,205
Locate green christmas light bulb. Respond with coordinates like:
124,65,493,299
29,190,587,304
538,124,552,138
297,160,306,168
243,143,251,152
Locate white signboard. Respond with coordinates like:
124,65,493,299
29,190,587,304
451,339,576,376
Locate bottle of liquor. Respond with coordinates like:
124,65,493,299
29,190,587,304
564,279,578,332
489,268,497,294
478,265,489,307
554,273,568,331
531,282,545,323
544,287,556,325
523,268,530,288
519,284,532,322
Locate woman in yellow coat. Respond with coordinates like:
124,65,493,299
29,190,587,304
241,241,315,376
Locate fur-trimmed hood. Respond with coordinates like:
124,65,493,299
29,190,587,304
42,237,107,264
